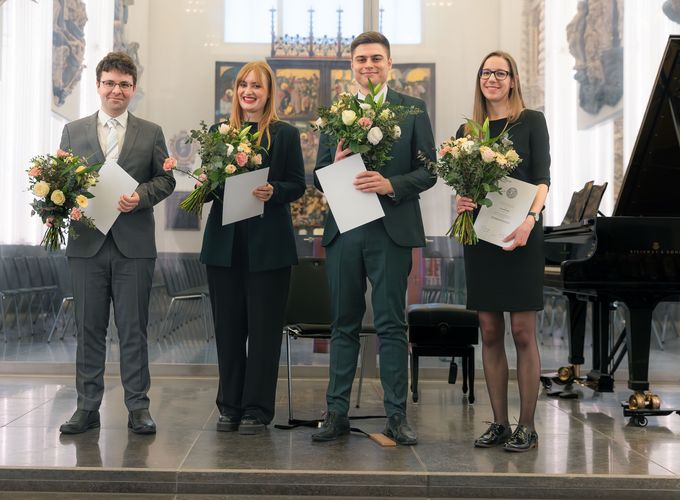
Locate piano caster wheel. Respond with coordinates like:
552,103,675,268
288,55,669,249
645,392,662,410
631,415,648,427
628,392,646,410
540,376,552,390
557,365,574,383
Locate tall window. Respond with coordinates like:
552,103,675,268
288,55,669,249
379,0,421,44
223,1,363,44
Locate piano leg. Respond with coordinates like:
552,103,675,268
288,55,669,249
587,300,614,392
566,294,586,365
625,305,654,392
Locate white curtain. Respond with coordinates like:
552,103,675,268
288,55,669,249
544,0,615,225
623,0,679,167
0,0,113,246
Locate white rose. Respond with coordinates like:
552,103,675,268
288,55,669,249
315,117,326,128
33,181,50,197
367,127,383,145
479,146,496,163
218,123,230,135
226,144,235,156
225,164,236,174
341,110,357,126
393,125,401,139
461,140,475,154
359,102,372,110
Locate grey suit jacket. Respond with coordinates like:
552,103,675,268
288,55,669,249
60,112,176,258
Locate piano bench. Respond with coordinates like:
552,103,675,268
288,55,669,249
407,303,479,404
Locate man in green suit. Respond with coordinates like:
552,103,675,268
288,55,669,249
312,31,436,445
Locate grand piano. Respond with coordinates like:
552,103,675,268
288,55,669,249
544,35,680,422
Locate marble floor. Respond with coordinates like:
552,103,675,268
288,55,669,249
1,372,680,498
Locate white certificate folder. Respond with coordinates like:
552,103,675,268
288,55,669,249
86,159,139,235
314,154,385,233
222,167,270,226
473,176,538,248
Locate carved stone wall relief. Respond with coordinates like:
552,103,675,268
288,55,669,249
522,0,545,111
52,0,87,114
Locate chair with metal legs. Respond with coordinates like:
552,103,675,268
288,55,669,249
282,257,376,427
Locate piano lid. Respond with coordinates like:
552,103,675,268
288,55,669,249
615,35,680,217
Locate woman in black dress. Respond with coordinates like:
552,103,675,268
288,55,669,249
456,51,550,452
201,61,305,434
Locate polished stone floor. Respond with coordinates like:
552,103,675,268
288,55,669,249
1,372,680,498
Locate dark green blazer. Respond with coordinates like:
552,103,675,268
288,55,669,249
314,88,436,248
199,120,306,272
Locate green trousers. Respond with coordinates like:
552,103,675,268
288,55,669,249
325,220,412,417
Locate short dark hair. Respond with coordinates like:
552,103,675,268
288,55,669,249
350,31,391,58
96,52,137,85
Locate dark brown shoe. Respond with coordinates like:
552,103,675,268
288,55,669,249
238,414,266,435
59,409,100,434
216,414,240,432
383,414,417,445
311,412,350,442
128,408,156,434
474,422,512,448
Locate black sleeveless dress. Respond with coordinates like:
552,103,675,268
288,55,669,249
459,109,551,312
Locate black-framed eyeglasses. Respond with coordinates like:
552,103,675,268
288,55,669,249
478,69,512,81
99,80,134,91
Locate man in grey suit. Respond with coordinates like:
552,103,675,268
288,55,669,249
58,52,175,434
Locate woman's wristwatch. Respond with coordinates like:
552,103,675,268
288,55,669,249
527,211,540,222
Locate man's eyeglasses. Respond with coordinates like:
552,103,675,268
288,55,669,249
478,69,512,81
99,80,134,91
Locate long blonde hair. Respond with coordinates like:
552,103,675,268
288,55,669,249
229,61,279,148
471,50,525,129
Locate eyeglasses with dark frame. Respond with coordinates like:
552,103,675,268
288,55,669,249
478,69,512,81
99,80,134,91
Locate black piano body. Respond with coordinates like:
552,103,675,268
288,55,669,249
544,35,680,394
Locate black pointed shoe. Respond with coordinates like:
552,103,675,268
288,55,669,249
474,422,512,448
128,408,156,434
503,424,538,452
383,413,417,445
216,414,240,432
59,409,100,434
311,412,350,442
238,414,266,435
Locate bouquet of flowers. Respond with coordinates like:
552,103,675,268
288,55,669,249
311,80,420,171
429,118,522,245
163,121,265,216
28,149,99,251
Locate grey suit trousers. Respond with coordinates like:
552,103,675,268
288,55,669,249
69,234,155,411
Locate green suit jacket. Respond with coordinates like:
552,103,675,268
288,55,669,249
200,121,306,272
314,88,436,248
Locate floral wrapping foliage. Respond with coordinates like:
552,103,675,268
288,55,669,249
163,121,266,216
428,118,522,245
28,149,99,251
311,80,421,171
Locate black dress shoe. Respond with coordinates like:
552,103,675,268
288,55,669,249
216,414,240,432
59,409,100,434
311,412,350,442
238,414,266,435
503,424,538,452
128,408,156,434
383,413,417,445
474,422,511,448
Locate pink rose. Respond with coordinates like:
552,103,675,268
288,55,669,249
56,149,70,158
195,172,208,187
439,146,452,157
28,165,41,177
70,208,82,221
235,152,248,167
358,117,373,130
163,157,177,171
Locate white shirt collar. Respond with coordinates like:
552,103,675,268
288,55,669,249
357,84,389,102
98,109,129,128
